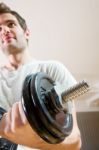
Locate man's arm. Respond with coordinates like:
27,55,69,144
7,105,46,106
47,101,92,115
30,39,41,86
0,101,81,150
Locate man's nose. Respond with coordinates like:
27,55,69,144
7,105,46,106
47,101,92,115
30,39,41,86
1,26,10,35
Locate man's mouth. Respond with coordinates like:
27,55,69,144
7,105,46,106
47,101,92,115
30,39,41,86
3,36,15,43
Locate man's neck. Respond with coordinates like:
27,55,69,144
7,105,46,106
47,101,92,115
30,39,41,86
7,50,32,70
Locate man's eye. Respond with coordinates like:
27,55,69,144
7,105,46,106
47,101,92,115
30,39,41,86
8,22,16,28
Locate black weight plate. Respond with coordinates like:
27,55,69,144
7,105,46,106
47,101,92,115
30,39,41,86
30,73,73,139
22,74,64,143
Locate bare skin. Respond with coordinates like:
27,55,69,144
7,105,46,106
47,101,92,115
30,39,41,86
0,12,81,150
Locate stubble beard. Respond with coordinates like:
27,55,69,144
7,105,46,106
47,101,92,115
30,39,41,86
2,38,27,55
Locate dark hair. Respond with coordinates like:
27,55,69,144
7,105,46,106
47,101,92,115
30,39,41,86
0,3,27,31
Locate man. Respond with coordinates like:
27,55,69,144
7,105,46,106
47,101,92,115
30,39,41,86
0,3,81,150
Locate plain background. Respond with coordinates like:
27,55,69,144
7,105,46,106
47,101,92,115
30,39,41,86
0,0,99,83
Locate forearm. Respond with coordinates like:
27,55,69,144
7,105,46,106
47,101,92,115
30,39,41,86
35,127,81,150
0,101,81,150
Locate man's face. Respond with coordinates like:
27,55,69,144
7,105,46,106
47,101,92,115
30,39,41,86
0,13,29,55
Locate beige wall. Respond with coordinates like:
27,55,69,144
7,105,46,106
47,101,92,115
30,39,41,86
0,0,99,82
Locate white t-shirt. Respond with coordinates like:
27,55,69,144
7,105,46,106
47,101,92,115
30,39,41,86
0,60,76,150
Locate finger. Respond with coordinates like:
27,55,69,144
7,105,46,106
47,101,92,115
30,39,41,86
0,109,12,136
18,101,28,124
10,102,25,132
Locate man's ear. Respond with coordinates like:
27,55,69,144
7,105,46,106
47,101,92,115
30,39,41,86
25,29,30,40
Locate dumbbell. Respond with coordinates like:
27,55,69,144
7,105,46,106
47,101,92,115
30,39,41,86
22,72,89,144
0,72,89,149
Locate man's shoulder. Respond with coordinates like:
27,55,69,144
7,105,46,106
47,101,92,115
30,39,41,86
28,59,67,70
22,60,73,81
24,59,67,71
